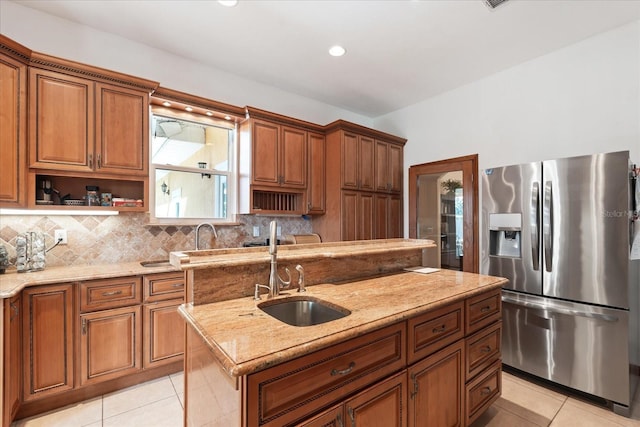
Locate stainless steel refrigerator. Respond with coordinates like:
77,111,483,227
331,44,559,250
481,150,640,415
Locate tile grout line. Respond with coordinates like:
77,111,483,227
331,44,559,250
546,396,569,426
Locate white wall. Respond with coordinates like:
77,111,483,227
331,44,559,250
373,20,640,236
0,1,372,128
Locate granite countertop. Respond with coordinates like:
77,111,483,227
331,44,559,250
170,238,434,270
179,269,508,379
0,261,180,298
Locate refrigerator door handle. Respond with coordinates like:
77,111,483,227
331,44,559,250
502,294,619,322
543,181,553,272
531,182,540,271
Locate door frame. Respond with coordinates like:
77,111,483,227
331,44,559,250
408,154,479,273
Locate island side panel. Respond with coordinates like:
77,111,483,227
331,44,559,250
185,326,242,427
191,250,423,305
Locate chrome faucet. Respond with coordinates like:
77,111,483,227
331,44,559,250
195,223,217,250
267,220,291,297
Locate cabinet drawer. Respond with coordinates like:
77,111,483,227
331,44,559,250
465,289,501,335
79,276,142,312
407,301,464,364
466,321,501,380
466,360,501,426
247,322,406,427
143,272,185,303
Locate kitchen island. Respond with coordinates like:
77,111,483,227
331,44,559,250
175,239,507,427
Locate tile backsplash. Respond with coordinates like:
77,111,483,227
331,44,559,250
0,213,312,267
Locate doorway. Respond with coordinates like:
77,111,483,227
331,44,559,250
408,154,478,273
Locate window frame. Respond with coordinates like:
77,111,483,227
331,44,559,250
148,106,239,225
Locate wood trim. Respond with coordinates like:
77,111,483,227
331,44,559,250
245,106,325,133
0,35,31,64
324,120,407,146
29,51,158,92
152,86,246,121
408,154,479,273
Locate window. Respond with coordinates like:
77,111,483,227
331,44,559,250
150,109,237,223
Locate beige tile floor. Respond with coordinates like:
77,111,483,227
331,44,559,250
10,369,640,426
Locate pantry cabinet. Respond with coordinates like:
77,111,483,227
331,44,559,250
22,284,74,401
29,68,149,177
315,121,406,241
0,36,29,208
306,131,326,214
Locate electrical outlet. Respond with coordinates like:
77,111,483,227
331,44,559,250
253,226,260,237
54,229,68,245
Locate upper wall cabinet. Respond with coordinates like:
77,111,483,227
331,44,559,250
0,36,30,208
29,62,153,177
375,140,403,194
341,131,375,191
239,107,325,215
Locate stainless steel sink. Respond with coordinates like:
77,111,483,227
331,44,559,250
140,260,172,267
258,296,350,327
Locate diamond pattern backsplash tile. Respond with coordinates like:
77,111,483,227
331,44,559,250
0,213,313,267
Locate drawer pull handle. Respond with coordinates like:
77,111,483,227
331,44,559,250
102,290,123,297
481,346,492,353
331,361,356,376
172,283,183,288
480,386,492,395
480,306,491,313
432,325,446,333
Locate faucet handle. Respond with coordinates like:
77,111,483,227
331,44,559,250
280,267,292,289
296,264,305,292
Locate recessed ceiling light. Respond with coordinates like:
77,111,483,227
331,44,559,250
185,106,193,112
329,45,346,57
206,111,214,116
162,101,171,107
218,0,238,7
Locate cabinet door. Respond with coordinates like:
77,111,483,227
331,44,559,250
80,305,142,386
306,131,325,214
95,83,148,176
4,294,22,426
345,371,407,427
389,195,402,238
143,299,184,369
407,340,465,427
341,132,359,189
374,194,389,239
252,120,280,186
375,140,389,192
0,53,27,207
359,135,375,191
295,403,344,427
357,192,374,240
22,284,74,401
341,191,358,241
29,68,94,171
388,144,403,193
281,125,307,188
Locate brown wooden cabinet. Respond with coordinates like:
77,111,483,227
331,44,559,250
78,277,143,386
315,122,406,242
79,305,142,386
341,191,374,241
143,272,185,369
376,140,403,193
3,294,21,427
299,371,408,427
408,340,465,427
306,131,326,214
29,68,149,177
250,119,307,189
0,37,29,208
22,284,74,401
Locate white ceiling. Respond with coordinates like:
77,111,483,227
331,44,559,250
11,0,640,118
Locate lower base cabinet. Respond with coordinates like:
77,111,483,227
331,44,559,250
408,340,465,427
298,371,407,427
3,294,21,427
80,305,142,386
143,298,184,368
